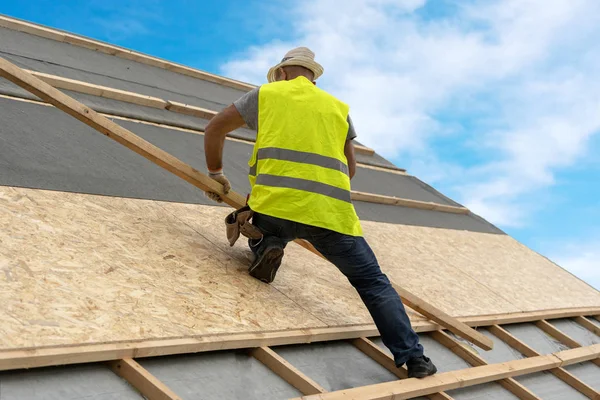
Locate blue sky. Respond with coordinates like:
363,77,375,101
2,0,599,289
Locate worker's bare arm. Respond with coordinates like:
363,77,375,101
344,139,356,179
204,104,246,171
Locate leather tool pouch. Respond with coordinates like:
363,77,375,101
225,205,264,247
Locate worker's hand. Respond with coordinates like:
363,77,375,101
205,170,231,203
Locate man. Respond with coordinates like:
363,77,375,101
203,47,437,378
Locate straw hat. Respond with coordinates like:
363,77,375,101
267,47,324,83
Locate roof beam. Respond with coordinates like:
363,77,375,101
8,72,397,169
536,319,600,367
290,344,600,400
0,308,599,372
574,316,600,337
488,325,600,399
351,338,454,400
430,331,540,400
109,358,182,400
0,55,490,351
251,346,327,395
351,191,469,214
0,15,254,91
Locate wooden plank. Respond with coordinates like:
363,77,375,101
251,346,327,395
165,100,217,120
536,320,582,348
354,145,375,156
489,325,600,399
27,70,169,109
0,308,598,372
109,358,181,400
0,55,246,210
351,191,469,214
430,331,540,400
459,308,600,327
575,316,600,336
394,288,494,351
487,325,538,358
0,15,255,91
351,338,454,400
536,320,600,367
291,345,600,400
0,325,380,372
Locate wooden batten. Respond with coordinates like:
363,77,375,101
430,331,540,400
109,358,182,400
574,316,600,336
292,345,600,400
0,15,255,91
251,347,327,395
351,338,454,400
351,191,469,214
27,70,169,109
536,319,600,367
489,325,600,399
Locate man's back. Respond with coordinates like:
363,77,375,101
241,76,363,237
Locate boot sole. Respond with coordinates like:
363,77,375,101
408,364,437,379
249,247,284,283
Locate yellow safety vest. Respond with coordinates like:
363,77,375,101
247,76,363,237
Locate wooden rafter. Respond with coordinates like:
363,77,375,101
430,331,540,400
291,344,600,400
351,338,454,400
575,316,600,336
536,319,600,367
488,325,600,399
251,346,327,395
109,358,181,400
0,55,492,352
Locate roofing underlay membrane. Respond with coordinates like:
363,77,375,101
0,25,399,170
0,94,502,234
5,324,594,400
0,17,597,400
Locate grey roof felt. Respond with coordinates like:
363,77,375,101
0,95,503,233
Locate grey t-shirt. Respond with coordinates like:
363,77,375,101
233,87,357,141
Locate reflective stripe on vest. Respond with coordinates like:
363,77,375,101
247,76,363,237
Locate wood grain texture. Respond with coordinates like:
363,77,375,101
363,220,600,316
351,338,454,400
293,344,600,400
251,346,327,395
351,191,469,214
430,331,540,400
575,316,600,336
109,358,182,400
27,70,169,109
489,325,600,399
536,319,600,367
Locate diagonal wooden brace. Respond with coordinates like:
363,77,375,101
0,56,493,351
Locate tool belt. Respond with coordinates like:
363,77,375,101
225,205,263,247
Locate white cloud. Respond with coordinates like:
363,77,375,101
220,0,600,228
548,238,600,290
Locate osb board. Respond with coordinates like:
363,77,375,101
0,186,326,349
361,221,600,316
0,185,425,350
160,202,426,327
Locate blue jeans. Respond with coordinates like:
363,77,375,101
250,212,424,366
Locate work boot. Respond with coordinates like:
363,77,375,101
248,244,284,284
406,355,437,378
